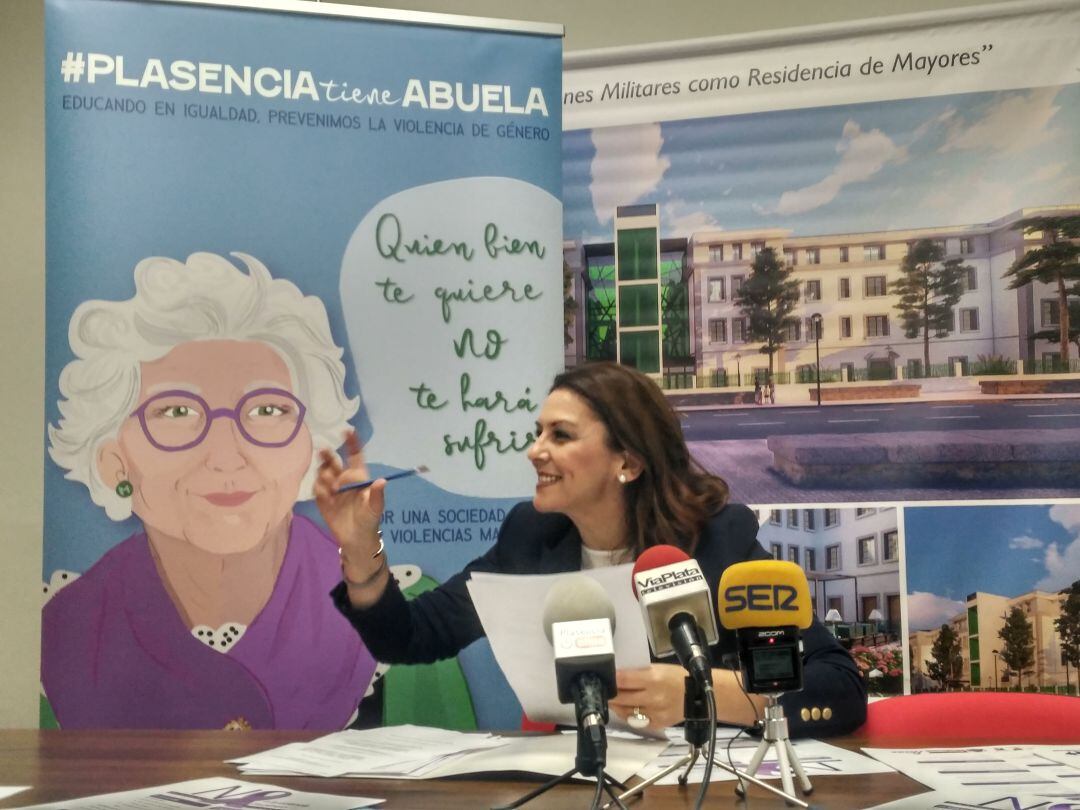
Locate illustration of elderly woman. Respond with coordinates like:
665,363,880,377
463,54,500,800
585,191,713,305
43,252,376,729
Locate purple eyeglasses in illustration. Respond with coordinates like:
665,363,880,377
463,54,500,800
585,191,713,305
131,388,307,452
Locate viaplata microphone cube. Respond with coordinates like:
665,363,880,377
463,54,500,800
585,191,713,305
633,559,719,659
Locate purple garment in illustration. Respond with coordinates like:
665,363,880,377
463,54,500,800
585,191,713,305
42,515,375,729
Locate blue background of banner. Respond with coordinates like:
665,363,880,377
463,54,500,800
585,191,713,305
45,0,561,729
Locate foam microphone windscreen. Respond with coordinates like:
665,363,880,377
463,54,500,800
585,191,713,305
631,544,690,596
717,559,813,630
541,575,617,644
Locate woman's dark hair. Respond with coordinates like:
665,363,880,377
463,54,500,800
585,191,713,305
550,362,729,557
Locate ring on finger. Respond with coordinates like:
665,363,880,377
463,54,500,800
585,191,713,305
628,706,650,730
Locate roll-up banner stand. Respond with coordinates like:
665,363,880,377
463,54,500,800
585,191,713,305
561,1,1080,697
44,0,562,730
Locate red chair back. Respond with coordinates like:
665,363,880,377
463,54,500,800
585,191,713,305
860,693,1080,745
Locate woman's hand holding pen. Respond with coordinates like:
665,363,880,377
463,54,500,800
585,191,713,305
315,430,390,605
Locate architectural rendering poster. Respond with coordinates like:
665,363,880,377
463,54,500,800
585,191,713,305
43,0,562,730
563,2,1079,695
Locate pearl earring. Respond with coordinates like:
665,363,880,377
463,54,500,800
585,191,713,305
618,474,627,484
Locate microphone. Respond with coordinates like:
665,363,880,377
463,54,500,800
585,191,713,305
717,560,812,694
541,575,618,775
632,545,718,687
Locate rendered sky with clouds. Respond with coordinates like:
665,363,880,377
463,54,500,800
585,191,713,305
563,83,1080,243
904,504,1080,631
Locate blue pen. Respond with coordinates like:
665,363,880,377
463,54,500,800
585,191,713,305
336,465,429,494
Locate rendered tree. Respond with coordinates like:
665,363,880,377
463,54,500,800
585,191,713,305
734,246,801,381
927,624,963,689
998,606,1036,690
1055,580,1080,695
891,239,970,373
562,258,578,348
1003,216,1080,368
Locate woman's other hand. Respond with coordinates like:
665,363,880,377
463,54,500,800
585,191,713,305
610,663,687,734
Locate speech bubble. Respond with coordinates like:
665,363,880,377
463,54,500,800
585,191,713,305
340,177,563,498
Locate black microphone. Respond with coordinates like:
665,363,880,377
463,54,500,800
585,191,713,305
541,575,618,777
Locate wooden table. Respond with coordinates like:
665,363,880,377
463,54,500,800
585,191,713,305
0,729,931,808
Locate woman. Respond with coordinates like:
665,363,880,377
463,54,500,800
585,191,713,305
44,252,376,729
318,362,866,735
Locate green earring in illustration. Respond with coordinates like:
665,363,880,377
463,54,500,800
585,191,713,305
116,480,133,498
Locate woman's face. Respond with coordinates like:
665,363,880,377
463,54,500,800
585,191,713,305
99,339,313,554
527,388,629,524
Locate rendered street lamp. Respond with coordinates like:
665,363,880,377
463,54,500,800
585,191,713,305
734,352,741,388
810,313,823,406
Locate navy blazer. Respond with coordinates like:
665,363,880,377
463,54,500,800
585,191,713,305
333,501,867,737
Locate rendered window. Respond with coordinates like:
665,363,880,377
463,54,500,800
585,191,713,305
839,277,851,299
806,317,823,340
708,318,727,343
840,317,852,338
865,315,890,337
826,545,841,570
960,237,973,254
707,277,726,302
884,530,899,562
864,275,887,296
804,510,816,530
784,248,796,266
784,321,802,342
750,241,766,259
770,543,783,560
960,308,979,331
864,244,885,261
618,330,660,373
806,248,821,265
709,245,723,262
731,275,745,297
856,507,876,518
787,509,799,528
839,246,849,263
769,510,782,525
618,285,659,327
1042,299,1059,327
805,280,821,301
857,535,877,565
787,546,800,563
804,549,816,571
732,317,748,343
617,228,658,281
963,267,977,292
731,243,743,261
824,509,839,527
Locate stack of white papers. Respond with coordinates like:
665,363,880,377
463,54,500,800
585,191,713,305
230,726,669,784
231,725,506,779
466,565,653,729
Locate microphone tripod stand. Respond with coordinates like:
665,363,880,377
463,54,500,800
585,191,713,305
734,693,812,805
610,678,809,809
493,675,629,810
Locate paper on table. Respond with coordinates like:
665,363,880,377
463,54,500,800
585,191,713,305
861,745,1080,799
636,727,894,786
230,726,505,778
0,788,29,801
11,777,382,809
466,564,652,728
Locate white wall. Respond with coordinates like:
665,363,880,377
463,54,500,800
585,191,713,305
0,0,992,728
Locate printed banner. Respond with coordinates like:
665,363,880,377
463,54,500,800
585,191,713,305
561,1,1080,700
43,0,562,730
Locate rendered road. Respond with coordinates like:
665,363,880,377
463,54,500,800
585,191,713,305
680,398,1080,441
